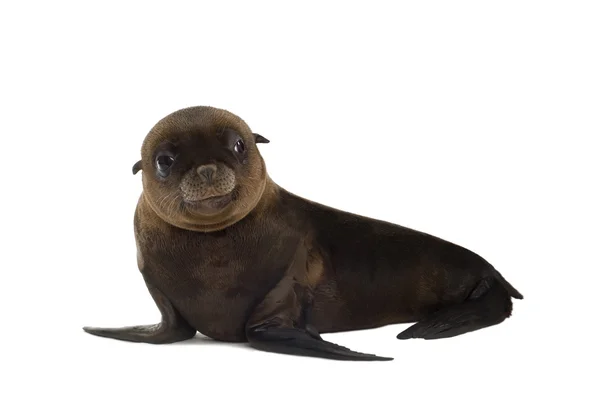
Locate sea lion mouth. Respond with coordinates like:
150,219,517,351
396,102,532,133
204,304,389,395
183,192,234,214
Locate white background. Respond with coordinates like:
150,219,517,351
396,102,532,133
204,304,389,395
1,1,598,399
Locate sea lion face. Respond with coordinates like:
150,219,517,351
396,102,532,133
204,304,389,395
134,106,270,232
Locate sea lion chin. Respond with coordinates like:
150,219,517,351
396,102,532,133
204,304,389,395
183,192,234,215
84,105,522,361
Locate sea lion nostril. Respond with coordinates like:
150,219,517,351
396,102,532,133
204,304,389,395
197,164,218,183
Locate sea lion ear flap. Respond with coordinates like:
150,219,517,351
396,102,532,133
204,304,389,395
132,160,142,175
254,133,270,144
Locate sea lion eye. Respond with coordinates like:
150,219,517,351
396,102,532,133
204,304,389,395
156,155,175,176
234,139,246,154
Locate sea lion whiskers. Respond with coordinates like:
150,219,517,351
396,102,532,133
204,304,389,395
156,191,175,212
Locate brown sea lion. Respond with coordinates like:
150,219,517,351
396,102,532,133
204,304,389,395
83,106,523,361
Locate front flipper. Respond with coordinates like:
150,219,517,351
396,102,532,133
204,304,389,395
83,280,196,344
245,241,393,361
248,325,392,361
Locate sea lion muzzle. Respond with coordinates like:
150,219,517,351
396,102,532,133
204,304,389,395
180,162,236,211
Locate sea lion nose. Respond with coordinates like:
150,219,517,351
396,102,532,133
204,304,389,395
197,164,217,183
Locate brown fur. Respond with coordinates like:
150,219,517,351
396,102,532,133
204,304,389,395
84,106,523,361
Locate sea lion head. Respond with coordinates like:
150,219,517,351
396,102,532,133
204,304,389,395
133,106,270,232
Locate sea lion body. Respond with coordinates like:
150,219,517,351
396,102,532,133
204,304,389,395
85,106,522,360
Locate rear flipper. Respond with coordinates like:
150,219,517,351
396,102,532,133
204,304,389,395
248,325,393,361
397,277,515,340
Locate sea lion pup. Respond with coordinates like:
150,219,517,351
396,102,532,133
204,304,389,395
83,106,523,361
